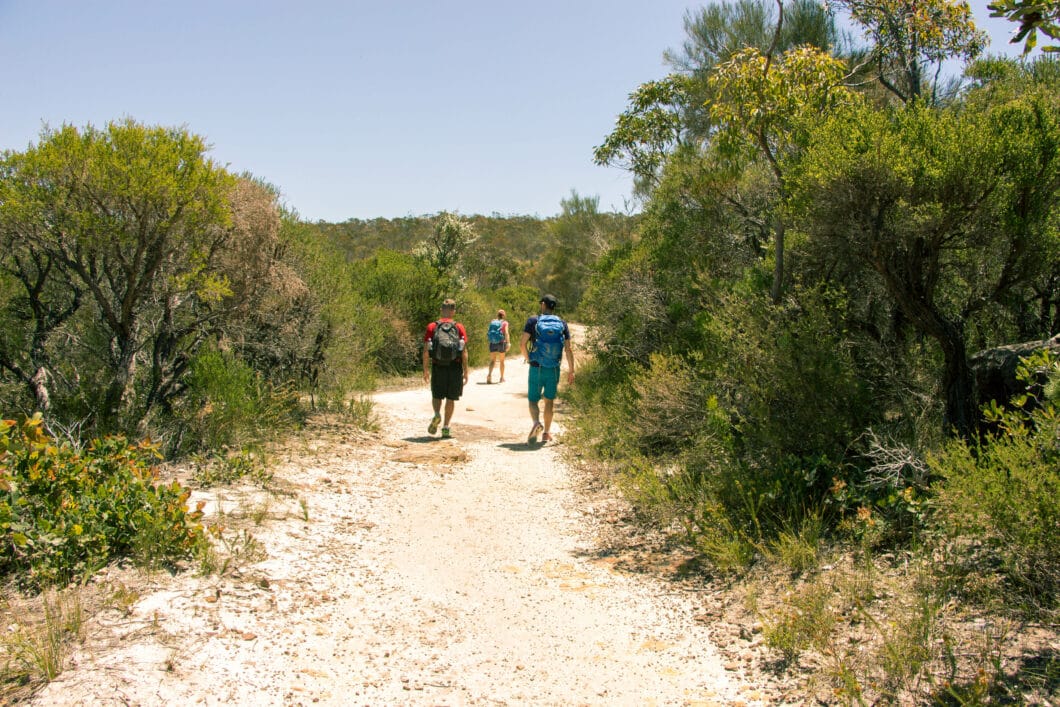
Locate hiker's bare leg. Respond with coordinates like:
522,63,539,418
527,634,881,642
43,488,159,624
499,356,505,381
443,399,455,427
432,398,442,416
528,400,541,425
543,398,555,434
487,357,495,381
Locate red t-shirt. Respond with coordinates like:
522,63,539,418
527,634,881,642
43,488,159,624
424,318,468,346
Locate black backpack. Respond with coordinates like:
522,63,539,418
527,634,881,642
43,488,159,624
431,321,461,365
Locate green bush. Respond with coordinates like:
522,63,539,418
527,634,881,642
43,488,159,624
930,352,1060,613
168,346,301,456
0,414,204,588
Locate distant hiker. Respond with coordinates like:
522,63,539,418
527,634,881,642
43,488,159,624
423,298,469,439
486,309,511,384
519,294,575,444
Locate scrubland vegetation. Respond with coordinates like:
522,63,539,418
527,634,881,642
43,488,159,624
2,0,1059,702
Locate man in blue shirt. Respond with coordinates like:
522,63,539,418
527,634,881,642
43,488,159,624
519,294,575,444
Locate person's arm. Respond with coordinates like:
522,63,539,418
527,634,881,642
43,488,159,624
459,324,469,384
519,331,531,361
503,321,511,351
563,335,575,384
422,324,432,383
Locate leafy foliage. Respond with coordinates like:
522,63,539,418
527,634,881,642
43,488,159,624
830,0,988,102
0,414,204,588
168,346,300,456
0,121,317,446
930,351,1060,612
792,87,1060,437
988,0,1060,54
580,1,1059,605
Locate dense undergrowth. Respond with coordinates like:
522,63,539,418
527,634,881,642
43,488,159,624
568,337,1059,702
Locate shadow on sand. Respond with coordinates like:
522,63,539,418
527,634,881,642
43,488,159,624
402,435,442,444
498,441,545,453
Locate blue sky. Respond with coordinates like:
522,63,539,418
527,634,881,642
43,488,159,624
0,1,1031,222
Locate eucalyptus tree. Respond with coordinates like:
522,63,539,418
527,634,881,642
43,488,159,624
791,82,1060,437
417,211,477,288
0,120,287,436
709,44,860,301
828,0,987,104
595,0,847,190
596,1,851,302
537,190,609,311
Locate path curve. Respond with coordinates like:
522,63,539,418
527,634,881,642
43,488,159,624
31,359,759,706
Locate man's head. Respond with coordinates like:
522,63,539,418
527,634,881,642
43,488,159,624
441,298,456,316
540,294,558,312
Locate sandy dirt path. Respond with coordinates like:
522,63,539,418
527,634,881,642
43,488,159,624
31,359,762,706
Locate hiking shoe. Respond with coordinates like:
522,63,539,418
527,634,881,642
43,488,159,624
428,415,441,435
528,422,543,443
541,432,552,443
441,427,451,439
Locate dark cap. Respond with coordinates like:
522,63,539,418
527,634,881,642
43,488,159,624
540,294,558,309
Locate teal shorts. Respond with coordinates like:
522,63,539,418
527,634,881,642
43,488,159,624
528,365,561,403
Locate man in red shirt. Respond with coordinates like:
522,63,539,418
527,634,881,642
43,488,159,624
422,298,469,438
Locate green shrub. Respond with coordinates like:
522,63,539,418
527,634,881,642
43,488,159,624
930,352,1060,614
190,448,273,488
760,581,836,663
350,249,442,350
169,346,301,456
0,414,204,588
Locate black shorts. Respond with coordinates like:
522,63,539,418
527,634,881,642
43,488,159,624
430,362,464,400
489,342,507,353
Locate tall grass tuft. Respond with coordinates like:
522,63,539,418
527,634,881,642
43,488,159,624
1,587,85,685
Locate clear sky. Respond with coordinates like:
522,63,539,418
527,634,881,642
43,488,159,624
0,1,1032,222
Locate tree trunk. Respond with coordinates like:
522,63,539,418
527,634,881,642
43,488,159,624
937,323,975,439
771,216,785,305
874,259,976,439
30,366,51,413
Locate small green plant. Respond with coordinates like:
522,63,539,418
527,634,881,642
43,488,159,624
760,580,836,663
191,448,272,488
867,594,941,697
197,526,266,577
344,396,379,432
298,498,310,523
760,514,823,576
247,497,272,525
171,346,302,456
105,581,141,615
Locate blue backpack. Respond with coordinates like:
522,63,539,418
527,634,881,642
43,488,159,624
530,314,565,367
487,319,505,344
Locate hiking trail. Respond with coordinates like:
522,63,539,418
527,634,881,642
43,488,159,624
31,356,767,706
